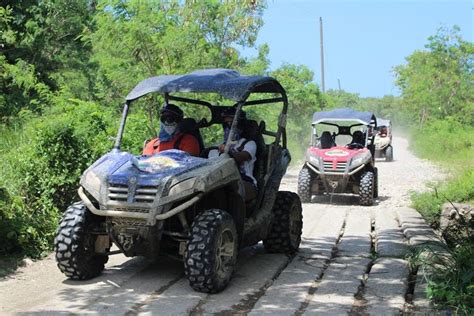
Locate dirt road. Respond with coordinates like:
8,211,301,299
0,136,444,315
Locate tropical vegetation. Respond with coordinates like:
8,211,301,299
0,1,472,312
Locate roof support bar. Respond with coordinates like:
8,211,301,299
167,95,213,108
113,102,130,152
243,97,285,106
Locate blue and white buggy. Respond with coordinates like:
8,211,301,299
54,69,303,293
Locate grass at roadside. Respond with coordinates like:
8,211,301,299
411,169,474,227
408,119,474,314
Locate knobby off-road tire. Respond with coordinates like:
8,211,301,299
374,167,379,198
359,171,375,206
54,202,108,280
263,191,303,253
297,166,312,203
184,209,238,293
385,145,393,162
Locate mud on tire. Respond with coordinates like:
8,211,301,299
184,209,238,293
359,171,375,206
264,191,303,253
297,166,312,203
54,202,108,280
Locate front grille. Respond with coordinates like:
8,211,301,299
323,161,347,173
108,184,128,202
108,184,158,203
135,186,158,203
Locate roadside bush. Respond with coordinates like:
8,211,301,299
0,100,115,257
411,169,474,227
413,242,474,314
409,117,474,313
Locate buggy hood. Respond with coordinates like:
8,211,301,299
125,68,286,102
82,150,211,190
312,108,376,126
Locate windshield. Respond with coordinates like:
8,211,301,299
312,122,368,147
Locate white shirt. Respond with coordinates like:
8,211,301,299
208,138,257,185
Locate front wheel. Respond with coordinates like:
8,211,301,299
54,202,108,280
359,171,375,206
297,166,312,203
264,191,303,253
373,167,379,198
385,145,393,162
184,209,238,293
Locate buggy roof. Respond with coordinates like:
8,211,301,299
312,108,376,126
376,118,391,127
125,68,286,102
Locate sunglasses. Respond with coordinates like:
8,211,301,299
161,116,178,124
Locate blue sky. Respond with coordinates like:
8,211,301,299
241,0,473,97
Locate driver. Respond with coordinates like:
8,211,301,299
142,104,201,156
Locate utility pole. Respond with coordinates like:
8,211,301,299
319,17,325,93
338,78,341,91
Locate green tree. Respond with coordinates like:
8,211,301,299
88,0,266,105
325,89,360,109
270,64,324,158
0,1,96,121
394,26,474,126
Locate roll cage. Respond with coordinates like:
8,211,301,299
311,108,377,147
113,69,288,153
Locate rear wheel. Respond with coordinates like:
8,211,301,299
54,202,108,280
297,166,312,203
184,209,238,293
385,145,393,162
359,171,375,206
264,191,303,253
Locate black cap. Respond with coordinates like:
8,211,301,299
160,103,183,120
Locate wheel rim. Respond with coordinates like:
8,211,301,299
215,228,235,278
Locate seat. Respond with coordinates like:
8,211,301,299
350,130,365,146
178,118,205,153
320,131,334,149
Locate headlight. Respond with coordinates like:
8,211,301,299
169,177,197,196
350,151,371,167
306,151,320,166
83,171,101,193
309,155,320,166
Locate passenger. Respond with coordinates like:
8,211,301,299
208,108,257,201
142,103,201,156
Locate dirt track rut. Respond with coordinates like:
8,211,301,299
0,136,444,315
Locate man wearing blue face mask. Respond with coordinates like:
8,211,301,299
142,104,201,156
208,108,257,201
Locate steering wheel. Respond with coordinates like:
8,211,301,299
347,143,364,149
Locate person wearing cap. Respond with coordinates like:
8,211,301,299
208,108,257,201
142,103,200,156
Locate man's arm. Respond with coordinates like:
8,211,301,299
232,140,256,164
